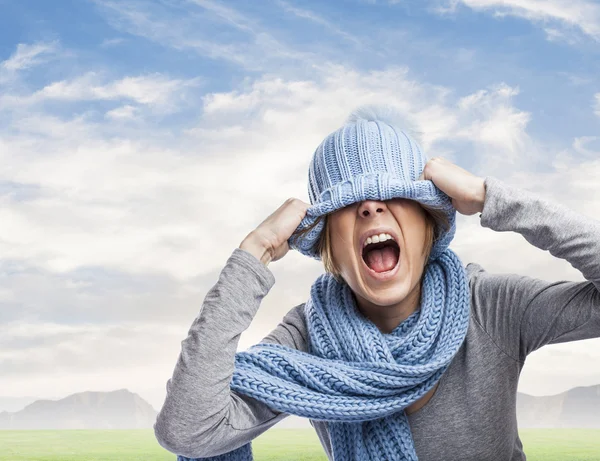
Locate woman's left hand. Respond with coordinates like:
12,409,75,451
418,157,486,216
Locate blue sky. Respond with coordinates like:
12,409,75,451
1,0,600,415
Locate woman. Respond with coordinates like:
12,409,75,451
153,105,600,460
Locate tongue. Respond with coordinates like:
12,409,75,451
365,246,399,273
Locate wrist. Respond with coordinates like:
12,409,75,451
475,177,486,213
239,233,273,267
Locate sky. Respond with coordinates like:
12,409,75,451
1,0,600,427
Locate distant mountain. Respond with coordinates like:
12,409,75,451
0,389,157,430
0,396,39,413
2,385,599,430
517,385,600,428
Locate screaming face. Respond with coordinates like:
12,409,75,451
327,197,430,325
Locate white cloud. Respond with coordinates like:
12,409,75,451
1,41,59,72
594,93,600,117
8,113,94,139
0,41,61,85
0,321,181,346
105,104,138,120
3,72,201,110
0,320,185,407
453,84,533,168
435,0,600,41
543,26,579,44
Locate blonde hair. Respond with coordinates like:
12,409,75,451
292,203,450,283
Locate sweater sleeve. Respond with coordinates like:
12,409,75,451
467,175,600,363
153,247,306,458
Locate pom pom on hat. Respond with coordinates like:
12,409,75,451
345,103,425,148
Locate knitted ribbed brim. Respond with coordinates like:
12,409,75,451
287,104,457,262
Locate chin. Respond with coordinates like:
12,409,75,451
358,281,409,306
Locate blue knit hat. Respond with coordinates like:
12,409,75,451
287,104,457,263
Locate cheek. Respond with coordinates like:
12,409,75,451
330,216,353,245
406,228,429,266
331,230,354,261
329,219,357,266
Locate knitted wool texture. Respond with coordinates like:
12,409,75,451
177,105,471,460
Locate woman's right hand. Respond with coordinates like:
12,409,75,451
239,198,310,266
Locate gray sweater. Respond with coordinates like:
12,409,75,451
154,176,600,460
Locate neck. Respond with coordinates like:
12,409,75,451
353,279,422,334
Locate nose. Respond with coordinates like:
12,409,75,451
357,199,388,218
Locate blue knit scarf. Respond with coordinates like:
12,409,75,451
178,248,470,460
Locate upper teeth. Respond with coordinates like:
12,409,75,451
363,233,395,248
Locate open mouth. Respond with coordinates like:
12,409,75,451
361,239,401,274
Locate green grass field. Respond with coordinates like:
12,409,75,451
1,428,599,460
